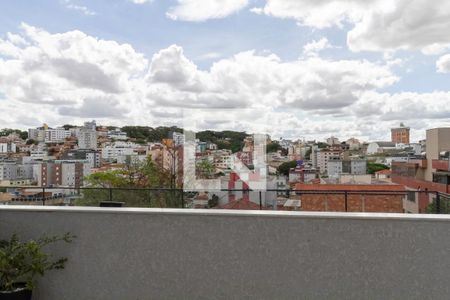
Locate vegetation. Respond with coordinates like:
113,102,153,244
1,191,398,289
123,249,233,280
196,160,216,179
76,156,182,208
121,126,183,142
277,160,298,176
62,124,77,130
196,130,248,153
304,148,312,160
0,233,75,292
367,162,389,174
266,141,282,153
426,195,450,214
317,142,329,149
0,128,28,140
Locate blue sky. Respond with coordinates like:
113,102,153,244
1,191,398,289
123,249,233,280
1,0,450,141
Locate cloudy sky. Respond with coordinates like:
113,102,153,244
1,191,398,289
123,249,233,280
1,0,450,142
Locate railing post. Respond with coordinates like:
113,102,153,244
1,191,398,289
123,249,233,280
181,190,185,208
259,191,262,210
361,194,365,213
344,191,348,212
42,187,45,206
436,192,441,214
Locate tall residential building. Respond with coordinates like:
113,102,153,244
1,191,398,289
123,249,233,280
77,128,97,150
392,127,450,212
316,149,342,174
84,120,97,131
172,132,185,146
28,127,46,142
326,136,340,146
391,123,410,144
33,161,90,187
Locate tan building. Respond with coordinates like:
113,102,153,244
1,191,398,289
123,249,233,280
391,123,410,144
424,128,450,182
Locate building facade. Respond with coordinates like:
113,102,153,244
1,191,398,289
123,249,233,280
391,124,410,144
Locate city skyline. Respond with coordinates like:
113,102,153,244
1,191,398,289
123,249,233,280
1,1,450,141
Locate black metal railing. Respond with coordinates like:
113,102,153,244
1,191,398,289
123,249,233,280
1,186,449,214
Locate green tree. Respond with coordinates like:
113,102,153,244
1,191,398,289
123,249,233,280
76,156,180,208
196,160,215,179
0,128,28,140
277,160,298,176
266,142,282,153
62,124,76,130
426,195,450,214
367,162,389,174
304,148,312,160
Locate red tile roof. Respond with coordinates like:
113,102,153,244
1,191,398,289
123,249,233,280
295,183,405,191
375,169,392,175
219,199,262,210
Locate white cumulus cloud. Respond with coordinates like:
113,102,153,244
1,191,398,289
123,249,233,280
166,0,249,22
436,54,450,73
1,24,449,141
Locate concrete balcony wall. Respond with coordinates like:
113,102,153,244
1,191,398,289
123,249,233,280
1,207,450,300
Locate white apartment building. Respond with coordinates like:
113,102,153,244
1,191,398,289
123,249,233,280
77,129,97,150
0,142,17,153
45,128,71,143
172,132,184,146
0,162,17,181
108,129,128,140
327,159,367,177
102,142,137,161
0,162,33,181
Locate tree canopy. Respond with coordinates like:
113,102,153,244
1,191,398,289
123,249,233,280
277,160,298,176
367,162,389,175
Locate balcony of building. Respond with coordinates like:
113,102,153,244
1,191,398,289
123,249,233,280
2,206,450,300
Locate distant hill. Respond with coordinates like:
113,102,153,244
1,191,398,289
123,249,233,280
121,126,248,153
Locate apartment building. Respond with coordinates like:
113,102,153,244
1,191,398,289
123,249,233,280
327,159,367,177
102,142,136,162
316,149,342,174
62,149,101,168
392,128,450,212
33,161,90,187
107,129,128,140
45,128,71,143
0,161,33,181
77,128,97,150
0,142,17,153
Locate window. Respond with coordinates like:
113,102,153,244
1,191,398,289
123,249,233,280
407,191,416,202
